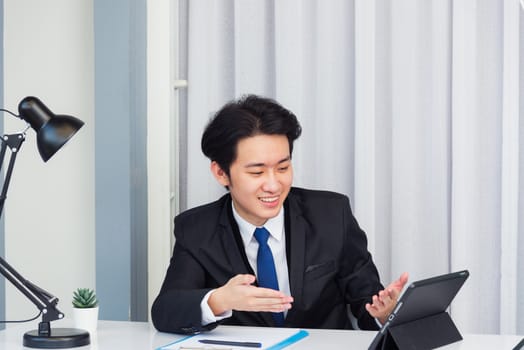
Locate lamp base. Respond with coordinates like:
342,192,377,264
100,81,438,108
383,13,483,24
23,328,90,349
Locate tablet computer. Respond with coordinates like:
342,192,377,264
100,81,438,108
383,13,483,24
368,269,469,350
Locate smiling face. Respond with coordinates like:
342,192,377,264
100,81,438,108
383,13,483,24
211,134,293,226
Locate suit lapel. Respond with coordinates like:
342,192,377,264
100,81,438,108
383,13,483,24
218,200,252,276
284,194,307,323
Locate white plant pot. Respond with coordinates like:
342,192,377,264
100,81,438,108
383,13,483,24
72,306,99,334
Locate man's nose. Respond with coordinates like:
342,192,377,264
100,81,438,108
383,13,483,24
262,172,280,192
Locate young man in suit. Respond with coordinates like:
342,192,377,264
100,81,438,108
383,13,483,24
151,95,408,334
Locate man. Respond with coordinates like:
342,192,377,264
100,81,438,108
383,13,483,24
151,95,408,334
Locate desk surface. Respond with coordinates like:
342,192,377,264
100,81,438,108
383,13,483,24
0,320,522,349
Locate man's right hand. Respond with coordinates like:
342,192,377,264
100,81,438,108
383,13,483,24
208,274,294,316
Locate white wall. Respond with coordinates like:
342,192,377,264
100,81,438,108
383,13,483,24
146,0,175,314
3,0,95,323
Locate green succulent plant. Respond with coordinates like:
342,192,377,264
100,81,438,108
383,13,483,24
72,288,99,308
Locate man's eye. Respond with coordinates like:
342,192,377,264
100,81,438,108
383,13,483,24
278,166,289,172
249,171,263,175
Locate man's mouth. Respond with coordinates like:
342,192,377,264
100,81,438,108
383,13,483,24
259,196,279,203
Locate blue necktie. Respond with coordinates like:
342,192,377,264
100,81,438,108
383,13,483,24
254,227,285,326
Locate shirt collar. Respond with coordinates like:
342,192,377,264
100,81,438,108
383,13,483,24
231,201,285,247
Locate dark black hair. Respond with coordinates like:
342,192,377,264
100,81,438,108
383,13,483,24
201,94,302,176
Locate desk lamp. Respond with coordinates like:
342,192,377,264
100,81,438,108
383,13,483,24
0,96,88,348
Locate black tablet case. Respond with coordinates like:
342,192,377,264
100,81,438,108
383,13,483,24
368,270,469,350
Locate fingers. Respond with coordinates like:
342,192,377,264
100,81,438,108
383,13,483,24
379,290,393,307
365,302,375,315
366,273,409,324
388,272,409,300
396,272,409,287
250,296,293,313
254,286,291,299
397,272,409,288
365,288,397,323
218,274,294,313
385,272,409,296
241,287,294,312
227,274,257,286
239,295,293,312
368,290,392,310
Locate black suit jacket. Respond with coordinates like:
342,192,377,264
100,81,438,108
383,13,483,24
151,187,383,334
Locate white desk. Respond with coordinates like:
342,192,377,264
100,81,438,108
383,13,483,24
0,320,522,349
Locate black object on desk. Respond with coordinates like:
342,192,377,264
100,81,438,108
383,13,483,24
199,339,262,348
368,270,469,350
513,337,524,350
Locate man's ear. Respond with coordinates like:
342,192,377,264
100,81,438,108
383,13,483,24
210,161,230,187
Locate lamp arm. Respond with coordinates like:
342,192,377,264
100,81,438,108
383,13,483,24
0,133,64,325
0,256,64,323
0,133,25,215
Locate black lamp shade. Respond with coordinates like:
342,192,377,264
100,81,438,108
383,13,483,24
18,96,84,162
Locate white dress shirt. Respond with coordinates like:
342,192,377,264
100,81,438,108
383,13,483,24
200,202,291,325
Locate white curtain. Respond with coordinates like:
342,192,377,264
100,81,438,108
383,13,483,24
178,0,524,334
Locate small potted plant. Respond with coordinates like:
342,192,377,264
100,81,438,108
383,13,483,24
72,288,99,334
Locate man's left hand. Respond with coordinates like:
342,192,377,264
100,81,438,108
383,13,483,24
365,272,409,325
